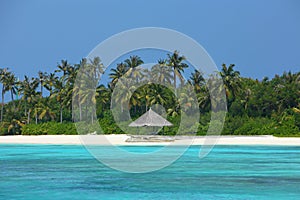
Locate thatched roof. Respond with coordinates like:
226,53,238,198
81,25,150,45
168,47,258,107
129,108,173,127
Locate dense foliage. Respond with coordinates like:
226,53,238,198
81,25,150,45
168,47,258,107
0,51,299,136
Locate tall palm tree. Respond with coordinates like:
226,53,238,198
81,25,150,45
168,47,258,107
125,55,144,70
56,60,71,77
129,88,142,115
0,68,10,122
188,69,205,93
96,84,111,113
44,73,58,95
0,69,18,121
56,62,77,122
71,58,91,121
241,88,252,111
196,88,210,111
38,71,47,96
112,79,135,113
124,55,144,82
51,78,68,123
35,100,56,122
151,59,172,85
167,50,189,91
55,60,79,122
207,73,228,111
177,84,198,113
109,62,129,88
90,57,104,77
79,58,105,123
139,85,151,112
148,84,172,108
219,64,242,105
5,72,18,109
18,76,39,123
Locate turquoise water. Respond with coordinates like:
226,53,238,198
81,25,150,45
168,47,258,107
1,145,300,200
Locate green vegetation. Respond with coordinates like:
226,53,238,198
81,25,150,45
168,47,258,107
0,51,299,136
21,122,77,135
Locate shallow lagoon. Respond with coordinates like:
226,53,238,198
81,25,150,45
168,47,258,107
1,145,300,200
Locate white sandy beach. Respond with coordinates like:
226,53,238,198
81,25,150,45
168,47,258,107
1,135,300,146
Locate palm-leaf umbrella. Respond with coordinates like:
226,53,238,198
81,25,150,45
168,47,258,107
129,108,172,127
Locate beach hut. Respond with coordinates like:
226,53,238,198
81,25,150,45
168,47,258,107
129,108,172,127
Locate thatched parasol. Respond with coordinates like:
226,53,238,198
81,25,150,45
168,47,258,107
129,108,172,127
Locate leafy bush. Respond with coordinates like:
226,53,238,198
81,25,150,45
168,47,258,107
22,122,77,135
233,118,274,135
271,115,300,137
0,122,9,136
98,111,125,134
233,115,300,136
222,115,246,135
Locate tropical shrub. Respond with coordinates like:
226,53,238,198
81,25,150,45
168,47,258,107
0,122,9,136
21,122,77,135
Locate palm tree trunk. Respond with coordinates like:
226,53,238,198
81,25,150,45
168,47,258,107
173,68,177,95
60,105,63,123
35,113,38,124
91,107,94,124
10,89,15,109
79,103,82,121
85,105,88,121
27,111,30,124
24,101,27,116
71,106,74,122
1,87,4,122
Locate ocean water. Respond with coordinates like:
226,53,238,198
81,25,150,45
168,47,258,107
0,145,300,200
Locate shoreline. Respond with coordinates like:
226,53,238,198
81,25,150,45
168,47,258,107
1,135,300,146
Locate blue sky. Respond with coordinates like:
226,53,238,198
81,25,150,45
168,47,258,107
0,0,299,81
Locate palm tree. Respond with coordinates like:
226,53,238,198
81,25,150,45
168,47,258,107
189,69,205,93
219,64,242,105
56,60,71,77
129,88,142,115
241,88,252,111
51,78,67,123
26,79,39,124
38,71,47,96
139,85,151,112
125,55,144,70
109,62,129,88
167,50,189,91
56,61,77,122
96,84,111,113
5,72,18,109
112,79,135,113
90,57,104,77
202,73,227,111
196,88,210,111
78,58,105,123
151,59,172,85
55,60,79,122
18,76,39,123
177,84,198,114
0,68,10,122
124,55,144,82
35,100,56,122
148,84,172,108
0,69,18,121
44,73,58,95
